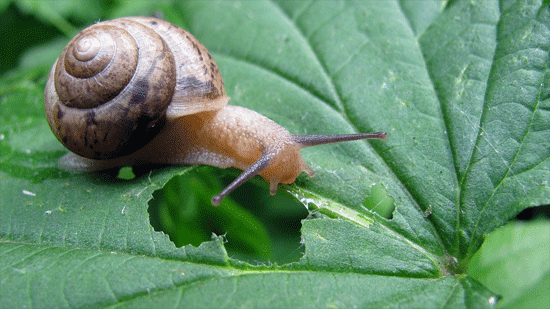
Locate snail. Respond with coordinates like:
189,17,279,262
44,17,387,206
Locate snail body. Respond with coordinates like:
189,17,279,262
45,17,386,205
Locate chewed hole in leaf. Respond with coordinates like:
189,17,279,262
363,183,395,219
116,166,136,180
148,166,309,264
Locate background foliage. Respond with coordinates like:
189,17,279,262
1,0,549,308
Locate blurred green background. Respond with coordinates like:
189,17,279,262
1,0,547,266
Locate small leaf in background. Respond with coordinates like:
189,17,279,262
363,183,395,219
468,220,550,309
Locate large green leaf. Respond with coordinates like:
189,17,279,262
1,0,549,307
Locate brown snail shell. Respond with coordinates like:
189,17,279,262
44,17,228,160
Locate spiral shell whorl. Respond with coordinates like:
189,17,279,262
64,29,116,78
45,18,177,159
55,26,139,109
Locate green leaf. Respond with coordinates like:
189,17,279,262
0,241,231,308
1,0,549,307
0,240,493,309
468,220,550,308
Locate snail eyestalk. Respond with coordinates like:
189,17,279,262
294,132,387,147
211,152,273,206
